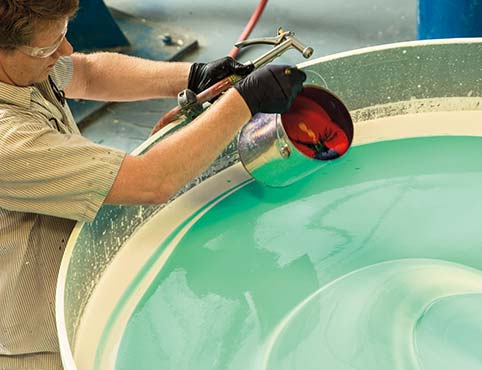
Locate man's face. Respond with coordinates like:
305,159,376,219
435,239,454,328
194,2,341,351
0,18,73,87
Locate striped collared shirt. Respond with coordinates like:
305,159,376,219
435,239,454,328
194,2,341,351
0,57,126,369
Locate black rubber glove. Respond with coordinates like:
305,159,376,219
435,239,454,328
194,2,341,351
188,56,254,94
234,64,307,115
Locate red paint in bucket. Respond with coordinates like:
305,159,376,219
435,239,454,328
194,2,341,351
282,94,350,160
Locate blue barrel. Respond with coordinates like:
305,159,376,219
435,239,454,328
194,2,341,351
418,0,482,39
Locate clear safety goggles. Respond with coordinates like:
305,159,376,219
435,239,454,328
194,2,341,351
17,21,68,58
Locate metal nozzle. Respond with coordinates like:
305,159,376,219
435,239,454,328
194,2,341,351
303,47,314,58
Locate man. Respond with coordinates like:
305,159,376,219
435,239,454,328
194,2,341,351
0,1,306,368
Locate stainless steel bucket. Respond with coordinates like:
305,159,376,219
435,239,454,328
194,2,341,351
237,85,354,187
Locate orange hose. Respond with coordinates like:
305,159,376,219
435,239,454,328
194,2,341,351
229,0,269,59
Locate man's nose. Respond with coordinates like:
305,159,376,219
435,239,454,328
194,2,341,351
54,37,74,57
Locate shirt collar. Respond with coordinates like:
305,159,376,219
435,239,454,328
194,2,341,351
0,80,33,108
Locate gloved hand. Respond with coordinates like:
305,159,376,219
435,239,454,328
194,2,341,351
234,64,306,115
188,56,254,94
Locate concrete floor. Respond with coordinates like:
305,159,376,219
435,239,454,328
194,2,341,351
79,0,417,152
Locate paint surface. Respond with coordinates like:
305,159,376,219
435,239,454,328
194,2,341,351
113,134,482,370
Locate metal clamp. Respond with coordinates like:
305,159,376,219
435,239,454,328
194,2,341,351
177,89,203,120
235,28,314,68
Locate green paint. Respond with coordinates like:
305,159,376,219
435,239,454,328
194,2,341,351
108,136,482,370
415,293,482,370
92,180,251,370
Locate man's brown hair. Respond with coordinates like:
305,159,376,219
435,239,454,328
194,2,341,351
0,0,79,50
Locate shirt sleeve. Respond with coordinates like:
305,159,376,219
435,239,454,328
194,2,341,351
0,110,126,222
50,56,74,90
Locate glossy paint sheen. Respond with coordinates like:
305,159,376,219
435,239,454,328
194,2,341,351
110,134,482,370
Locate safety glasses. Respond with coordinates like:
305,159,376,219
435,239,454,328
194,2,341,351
17,20,68,59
